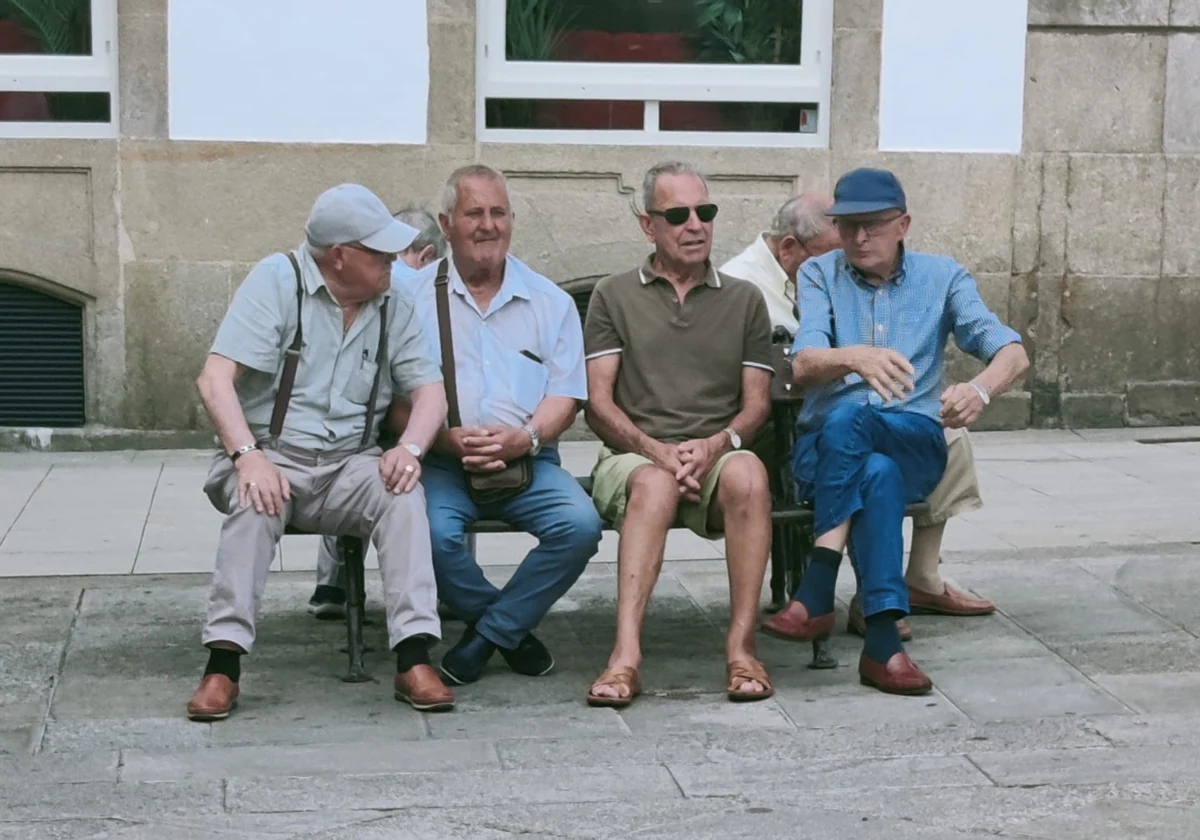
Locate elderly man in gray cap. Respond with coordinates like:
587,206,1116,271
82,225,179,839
187,183,454,721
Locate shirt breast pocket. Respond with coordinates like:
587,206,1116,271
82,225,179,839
510,350,549,415
343,360,378,405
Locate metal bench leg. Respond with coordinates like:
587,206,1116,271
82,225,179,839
338,536,372,683
767,522,788,613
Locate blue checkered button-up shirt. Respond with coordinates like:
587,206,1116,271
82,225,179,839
792,248,1022,430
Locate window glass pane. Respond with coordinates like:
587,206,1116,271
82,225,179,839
486,99,644,130
661,101,813,132
505,0,803,65
0,91,110,122
0,2,93,57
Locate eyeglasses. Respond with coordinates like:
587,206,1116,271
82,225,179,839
647,203,719,226
343,243,396,262
834,213,904,238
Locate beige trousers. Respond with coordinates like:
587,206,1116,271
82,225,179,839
200,443,439,653
914,426,983,527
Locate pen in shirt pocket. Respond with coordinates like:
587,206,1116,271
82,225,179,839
519,349,544,364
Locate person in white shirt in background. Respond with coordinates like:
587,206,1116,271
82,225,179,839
720,193,997,639
308,206,447,619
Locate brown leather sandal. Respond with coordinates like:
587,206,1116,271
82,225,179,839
726,659,774,702
586,666,641,708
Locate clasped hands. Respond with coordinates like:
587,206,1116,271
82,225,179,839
849,346,985,428
647,436,726,504
447,426,533,472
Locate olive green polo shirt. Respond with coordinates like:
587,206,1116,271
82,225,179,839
210,246,441,451
584,255,774,447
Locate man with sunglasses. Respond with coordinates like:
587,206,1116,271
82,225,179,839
584,161,777,707
722,194,998,639
187,183,456,721
762,168,1028,695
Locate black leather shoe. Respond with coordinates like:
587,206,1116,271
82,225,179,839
439,626,496,685
498,633,555,677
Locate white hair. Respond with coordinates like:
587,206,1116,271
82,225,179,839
771,194,832,244
393,205,446,258
642,161,708,211
304,240,330,260
440,164,509,216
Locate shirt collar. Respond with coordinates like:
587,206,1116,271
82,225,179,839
843,243,909,287
448,253,531,312
638,253,721,288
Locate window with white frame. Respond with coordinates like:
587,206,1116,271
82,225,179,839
477,0,832,148
0,0,119,138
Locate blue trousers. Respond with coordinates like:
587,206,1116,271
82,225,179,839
791,403,947,618
422,448,602,649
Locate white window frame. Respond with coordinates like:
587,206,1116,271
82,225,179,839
0,0,119,139
476,0,833,148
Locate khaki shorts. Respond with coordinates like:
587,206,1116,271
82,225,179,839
590,446,757,539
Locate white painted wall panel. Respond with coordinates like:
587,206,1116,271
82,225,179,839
168,0,429,143
879,0,1028,153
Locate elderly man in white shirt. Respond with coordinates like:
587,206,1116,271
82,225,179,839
720,193,996,636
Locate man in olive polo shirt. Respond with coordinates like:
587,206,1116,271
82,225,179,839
583,161,777,707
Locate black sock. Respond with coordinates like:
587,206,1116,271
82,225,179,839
863,610,905,664
204,648,242,683
792,547,842,616
395,635,432,673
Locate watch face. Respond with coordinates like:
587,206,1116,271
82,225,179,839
404,443,421,457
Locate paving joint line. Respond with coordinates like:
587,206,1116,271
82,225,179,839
0,463,53,548
130,463,165,574
28,586,85,755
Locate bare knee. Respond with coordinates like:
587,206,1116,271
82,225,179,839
716,455,770,511
625,464,680,523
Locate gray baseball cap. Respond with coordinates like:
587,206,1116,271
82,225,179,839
305,183,419,253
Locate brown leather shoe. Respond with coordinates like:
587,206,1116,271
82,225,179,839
761,600,835,642
394,664,455,712
908,583,996,616
858,651,933,696
186,674,239,721
847,595,913,642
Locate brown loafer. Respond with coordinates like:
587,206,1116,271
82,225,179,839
847,595,913,642
761,600,835,642
858,651,933,696
186,673,239,721
908,583,996,616
394,664,455,712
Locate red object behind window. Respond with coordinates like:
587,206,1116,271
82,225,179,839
0,21,52,121
544,30,725,131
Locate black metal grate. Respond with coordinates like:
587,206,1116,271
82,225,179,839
0,282,85,427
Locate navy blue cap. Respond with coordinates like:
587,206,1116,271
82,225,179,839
826,168,907,217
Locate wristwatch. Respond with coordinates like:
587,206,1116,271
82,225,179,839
229,442,259,462
723,427,743,450
969,381,991,406
523,423,541,456
400,441,423,459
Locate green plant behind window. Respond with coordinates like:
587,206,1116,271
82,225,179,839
491,0,578,129
693,0,803,65
0,0,107,122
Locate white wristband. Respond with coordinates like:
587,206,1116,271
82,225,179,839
970,381,991,406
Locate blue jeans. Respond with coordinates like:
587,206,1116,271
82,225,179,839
791,403,948,617
422,448,602,649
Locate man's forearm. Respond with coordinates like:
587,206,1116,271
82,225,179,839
585,397,660,458
528,396,579,444
197,375,256,455
973,343,1030,401
401,382,448,455
792,347,857,389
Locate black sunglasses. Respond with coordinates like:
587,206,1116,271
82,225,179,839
648,203,719,225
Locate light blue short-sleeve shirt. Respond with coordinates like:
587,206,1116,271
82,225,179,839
405,253,587,430
210,246,442,451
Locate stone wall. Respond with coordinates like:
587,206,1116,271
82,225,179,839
1,0,1198,435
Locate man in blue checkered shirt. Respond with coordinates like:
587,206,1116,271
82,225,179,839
762,168,1029,696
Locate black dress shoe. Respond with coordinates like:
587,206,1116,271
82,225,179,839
498,633,555,677
439,626,496,685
